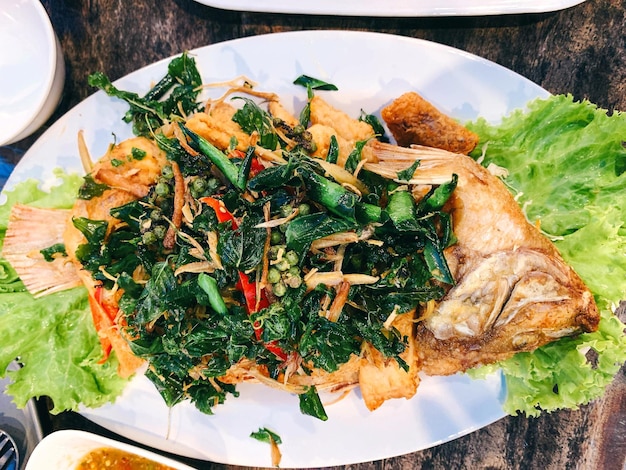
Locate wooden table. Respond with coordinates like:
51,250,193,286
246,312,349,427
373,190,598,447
2,1,625,469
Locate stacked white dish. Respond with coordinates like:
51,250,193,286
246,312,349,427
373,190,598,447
0,0,65,146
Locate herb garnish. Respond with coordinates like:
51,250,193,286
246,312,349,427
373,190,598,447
78,63,456,421
88,52,202,137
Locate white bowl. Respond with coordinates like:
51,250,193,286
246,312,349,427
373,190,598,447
0,0,65,146
25,430,198,469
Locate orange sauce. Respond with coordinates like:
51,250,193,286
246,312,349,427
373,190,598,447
76,447,177,470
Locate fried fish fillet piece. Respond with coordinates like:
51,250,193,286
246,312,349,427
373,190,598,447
358,309,420,411
90,136,167,198
381,92,479,155
309,95,375,144
364,141,599,375
308,95,376,168
185,102,252,152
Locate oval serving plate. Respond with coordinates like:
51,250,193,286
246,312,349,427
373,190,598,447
3,30,549,468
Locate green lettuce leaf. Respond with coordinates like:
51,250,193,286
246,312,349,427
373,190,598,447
468,95,626,416
469,94,626,237
0,258,24,294
0,169,84,231
0,172,127,413
557,204,626,305
0,288,126,413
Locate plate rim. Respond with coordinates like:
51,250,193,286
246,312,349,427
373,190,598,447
191,0,586,17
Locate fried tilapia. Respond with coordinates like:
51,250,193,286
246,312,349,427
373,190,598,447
1,88,601,411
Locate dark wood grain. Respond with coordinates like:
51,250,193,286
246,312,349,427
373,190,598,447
6,1,626,469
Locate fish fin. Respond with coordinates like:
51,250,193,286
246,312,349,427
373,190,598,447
2,204,82,297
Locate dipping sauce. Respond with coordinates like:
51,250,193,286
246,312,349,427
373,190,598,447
76,447,177,470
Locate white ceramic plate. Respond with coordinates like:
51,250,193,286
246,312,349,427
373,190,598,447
0,0,65,145
25,430,195,470
3,31,549,468
194,0,586,17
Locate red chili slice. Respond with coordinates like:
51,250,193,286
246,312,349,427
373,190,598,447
201,196,288,361
199,196,237,229
88,287,113,363
227,150,266,178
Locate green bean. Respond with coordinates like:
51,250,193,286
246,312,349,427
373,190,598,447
161,165,174,180
198,273,228,315
142,231,157,245
298,203,311,216
153,225,167,239
270,231,283,245
150,209,162,221
180,124,244,191
275,259,291,272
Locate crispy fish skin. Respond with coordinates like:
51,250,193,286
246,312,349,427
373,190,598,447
416,247,598,375
365,141,599,375
381,91,479,154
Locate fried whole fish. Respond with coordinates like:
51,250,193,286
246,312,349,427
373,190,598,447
1,86,601,412
364,141,599,375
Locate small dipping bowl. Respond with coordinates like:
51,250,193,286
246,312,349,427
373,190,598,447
0,0,65,146
25,430,196,470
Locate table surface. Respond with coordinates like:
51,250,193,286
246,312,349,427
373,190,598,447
2,1,625,469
